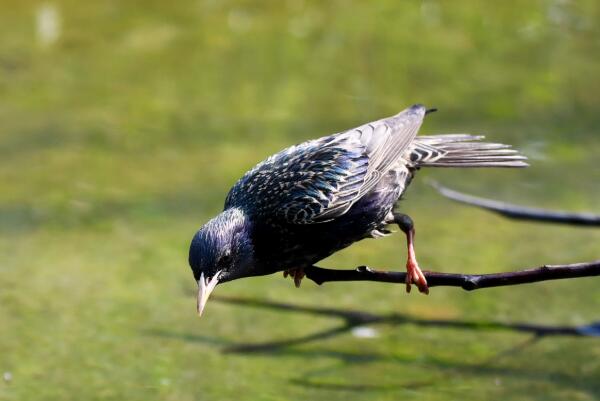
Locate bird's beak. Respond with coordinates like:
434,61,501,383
197,270,222,317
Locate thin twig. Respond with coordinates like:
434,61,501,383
304,260,600,289
430,182,600,226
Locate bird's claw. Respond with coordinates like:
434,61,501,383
283,268,305,288
406,260,429,294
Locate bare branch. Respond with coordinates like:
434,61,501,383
304,260,600,289
430,182,600,226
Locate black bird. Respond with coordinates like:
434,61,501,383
189,104,527,315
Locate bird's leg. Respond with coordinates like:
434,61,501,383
283,268,305,288
392,212,429,294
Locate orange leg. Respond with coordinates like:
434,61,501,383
393,213,429,294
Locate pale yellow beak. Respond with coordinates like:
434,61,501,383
197,270,222,317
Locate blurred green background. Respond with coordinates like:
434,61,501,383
1,1,600,400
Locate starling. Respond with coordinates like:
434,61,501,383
189,104,527,316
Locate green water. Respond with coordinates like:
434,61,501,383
1,1,600,400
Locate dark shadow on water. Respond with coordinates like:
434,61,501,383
287,377,433,393
145,331,229,347
148,296,600,395
211,295,600,354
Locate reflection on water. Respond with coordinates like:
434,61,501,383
36,3,60,47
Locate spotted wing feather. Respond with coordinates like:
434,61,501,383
224,135,368,224
225,105,427,224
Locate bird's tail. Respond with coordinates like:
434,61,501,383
411,134,528,168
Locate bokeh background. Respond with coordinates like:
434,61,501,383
1,1,600,400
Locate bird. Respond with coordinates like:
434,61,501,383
189,104,528,316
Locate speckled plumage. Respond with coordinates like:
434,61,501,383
225,104,425,225
189,104,527,289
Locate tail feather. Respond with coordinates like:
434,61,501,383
411,134,528,168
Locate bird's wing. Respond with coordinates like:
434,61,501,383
225,105,426,224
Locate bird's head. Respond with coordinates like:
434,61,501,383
188,207,254,316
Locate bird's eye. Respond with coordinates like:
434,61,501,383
219,253,232,267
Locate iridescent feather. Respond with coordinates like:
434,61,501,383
225,105,427,224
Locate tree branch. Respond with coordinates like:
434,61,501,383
430,182,600,226
304,260,600,289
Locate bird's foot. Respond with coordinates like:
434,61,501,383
405,259,429,294
283,268,305,288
